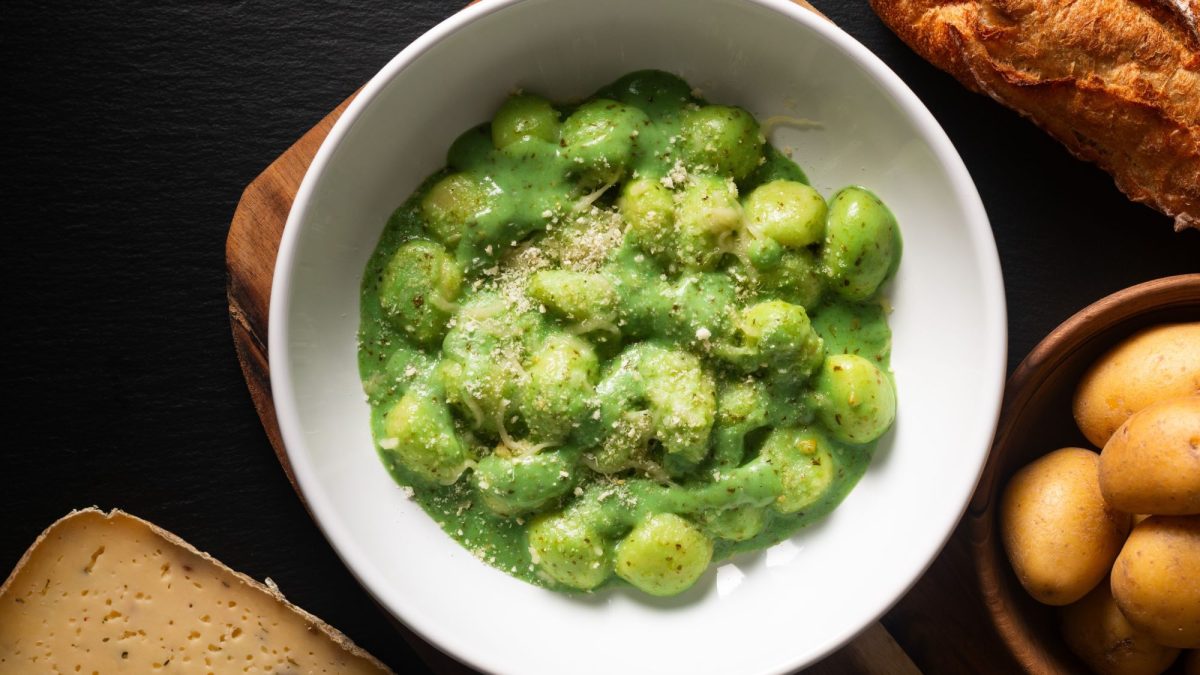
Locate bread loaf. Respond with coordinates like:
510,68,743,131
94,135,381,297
870,0,1200,231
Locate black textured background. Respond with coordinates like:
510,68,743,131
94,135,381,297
3,1,1198,673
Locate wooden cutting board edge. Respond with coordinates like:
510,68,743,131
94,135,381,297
224,3,941,673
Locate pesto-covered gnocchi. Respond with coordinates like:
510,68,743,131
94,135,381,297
358,71,900,596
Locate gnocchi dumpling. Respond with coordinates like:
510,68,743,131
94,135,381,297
528,512,611,591
762,428,838,514
474,447,577,516
491,93,560,149
678,104,763,180
382,386,469,486
815,353,896,444
615,513,713,596
378,240,462,347
560,99,649,186
822,187,900,302
743,179,827,248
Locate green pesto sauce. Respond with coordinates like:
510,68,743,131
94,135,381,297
357,70,900,595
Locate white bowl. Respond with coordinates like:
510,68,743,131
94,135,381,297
269,0,1007,672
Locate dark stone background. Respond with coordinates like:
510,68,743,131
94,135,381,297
4,1,1198,672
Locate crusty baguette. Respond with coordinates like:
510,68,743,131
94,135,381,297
0,508,393,673
870,0,1200,231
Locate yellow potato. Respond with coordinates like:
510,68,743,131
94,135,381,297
1112,515,1200,648
1001,447,1131,605
1060,581,1181,675
1101,396,1200,515
1073,323,1200,448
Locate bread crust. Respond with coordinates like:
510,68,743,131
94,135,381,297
871,0,1200,231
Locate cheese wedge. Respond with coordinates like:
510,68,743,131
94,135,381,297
0,508,392,674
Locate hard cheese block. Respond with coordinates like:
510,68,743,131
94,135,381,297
0,508,391,674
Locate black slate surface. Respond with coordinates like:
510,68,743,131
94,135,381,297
3,1,1198,673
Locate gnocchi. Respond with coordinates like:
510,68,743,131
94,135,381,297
358,70,901,595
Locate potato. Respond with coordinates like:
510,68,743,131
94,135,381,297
1073,323,1200,448
1100,396,1200,515
1001,447,1131,605
1111,515,1200,648
1060,581,1181,675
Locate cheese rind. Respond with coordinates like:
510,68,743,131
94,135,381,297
0,508,392,674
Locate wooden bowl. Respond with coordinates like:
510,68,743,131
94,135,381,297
969,273,1200,674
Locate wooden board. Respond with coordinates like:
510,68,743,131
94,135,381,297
225,4,1014,672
